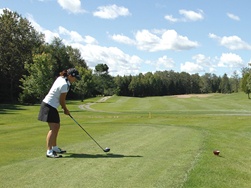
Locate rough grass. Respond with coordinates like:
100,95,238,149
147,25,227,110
1,93,251,188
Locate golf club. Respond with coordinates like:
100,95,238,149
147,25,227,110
69,114,110,153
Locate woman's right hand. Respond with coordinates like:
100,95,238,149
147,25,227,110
64,108,70,115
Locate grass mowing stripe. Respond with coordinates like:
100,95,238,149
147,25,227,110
93,93,251,113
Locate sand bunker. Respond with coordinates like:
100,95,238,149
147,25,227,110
174,94,213,98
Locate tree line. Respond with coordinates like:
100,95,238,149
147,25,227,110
1,9,250,104
114,71,240,97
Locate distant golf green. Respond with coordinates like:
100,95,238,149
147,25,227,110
1,93,251,187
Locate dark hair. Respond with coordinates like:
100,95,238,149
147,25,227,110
59,70,68,77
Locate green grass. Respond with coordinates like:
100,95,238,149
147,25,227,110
1,93,251,187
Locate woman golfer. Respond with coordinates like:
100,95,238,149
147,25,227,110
38,68,80,158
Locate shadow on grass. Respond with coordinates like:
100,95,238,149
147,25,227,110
64,153,143,158
59,110,84,114
0,104,26,114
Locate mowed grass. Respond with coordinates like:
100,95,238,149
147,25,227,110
1,93,251,188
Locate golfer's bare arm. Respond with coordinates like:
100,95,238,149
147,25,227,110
60,92,69,115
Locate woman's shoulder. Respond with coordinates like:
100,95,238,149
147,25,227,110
54,76,67,85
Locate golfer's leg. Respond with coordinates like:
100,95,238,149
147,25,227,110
47,123,60,150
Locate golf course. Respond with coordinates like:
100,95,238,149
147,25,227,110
1,93,251,188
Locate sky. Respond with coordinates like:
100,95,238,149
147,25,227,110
1,0,251,77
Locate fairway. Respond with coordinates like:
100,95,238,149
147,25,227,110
1,93,251,187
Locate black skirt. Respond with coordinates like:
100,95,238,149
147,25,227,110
38,102,60,123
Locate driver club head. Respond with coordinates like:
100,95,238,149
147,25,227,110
104,147,110,152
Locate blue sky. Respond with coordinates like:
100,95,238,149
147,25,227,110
1,0,251,76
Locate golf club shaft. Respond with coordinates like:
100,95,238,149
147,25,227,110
69,114,105,152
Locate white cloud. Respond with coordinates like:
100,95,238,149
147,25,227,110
0,8,9,15
227,13,240,21
180,54,218,74
218,53,244,68
165,9,204,22
209,33,251,50
193,54,218,73
179,52,248,75
192,54,211,66
185,53,246,74
164,15,178,22
221,36,251,50
110,30,199,52
43,30,60,43
93,4,131,19
58,26,98,44
180,61,204,74
208,33,218,39
135,30,160,51
57,0,85,14
72,44,142,75
110,34,136,45
84,36,98,45
156,56,175,70
144,56,175,72
27,14,59,43
179,9,204,21
59,26,85,43
135,29,199,51
27,14,43,31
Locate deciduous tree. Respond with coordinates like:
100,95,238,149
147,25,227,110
19,53,55,103
0,9,44,102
